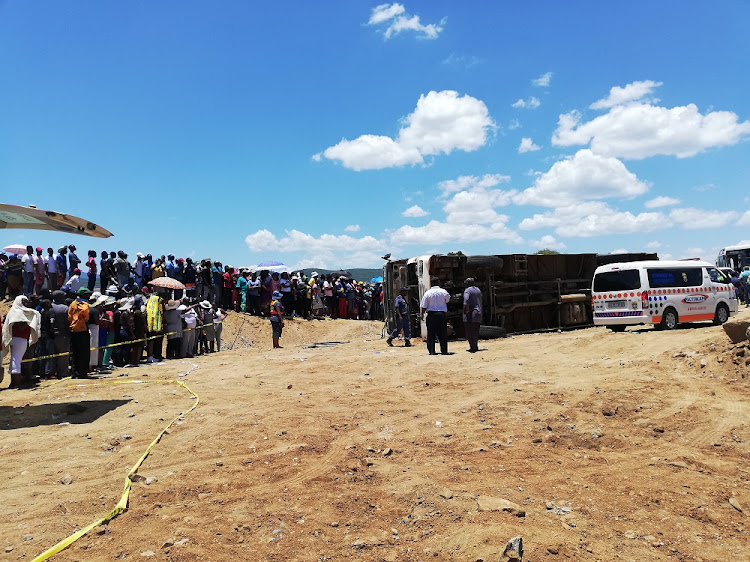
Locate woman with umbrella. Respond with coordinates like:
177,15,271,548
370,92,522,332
2,295,41,388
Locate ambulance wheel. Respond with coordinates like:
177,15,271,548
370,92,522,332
659,307,678,330
714,303,729,325
607,325,626,332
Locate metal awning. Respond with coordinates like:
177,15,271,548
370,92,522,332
0,203,113,238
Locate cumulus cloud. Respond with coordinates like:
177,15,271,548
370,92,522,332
442,52,482,69
368,3,445,40
443,187,515,225
402,205,428,217
390,219,522,246
514,149,650,207
511,96,541,109
245,229,387,253
344,224,360,232
518,201,665,237
532,72,553,87
645,240,663,249
508,118,521,130
590,80,663,109
738,212,750,226
437,173,510,196
668,207,739,229
518,137,541,153
644,196,680,208
553,102,750,160
320,90,495,170
529,234,566,250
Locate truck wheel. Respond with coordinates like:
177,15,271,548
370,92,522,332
607,325,626,332
714,303,729,325
659,307,678,330
478,325,505,339
466,255,503,269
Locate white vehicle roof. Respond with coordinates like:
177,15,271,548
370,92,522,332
720,244,750,252
594,259,715,274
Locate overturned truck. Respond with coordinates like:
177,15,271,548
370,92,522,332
383,253,599,339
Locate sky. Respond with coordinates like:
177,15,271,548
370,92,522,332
2,1,749,270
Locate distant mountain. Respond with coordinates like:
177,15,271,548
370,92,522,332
300,267,383,282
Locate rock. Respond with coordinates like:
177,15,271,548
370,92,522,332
60,474,73,485
161,540,175,549
145,477,156,485
216,462,223,467
728,497,743,513
722,319,750,343
669,461,689,469
23,535,33,542
700,358,708,367
547,546,559,554
439,488,454,500
653,427,665,433
174,538,189,546
5,545,13,553
736,347,746,357
500,536,524,561
140,551,155,557
643,535,656,542
330,522,339,528
602,407,617,417
364,457,375,466
476,496,525,517
382,447,393,457
623,530,636,539
131,474,146,483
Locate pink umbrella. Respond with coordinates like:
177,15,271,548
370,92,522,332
2,244,28,255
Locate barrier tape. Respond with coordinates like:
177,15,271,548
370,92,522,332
0,322,223,366
32,377,200,561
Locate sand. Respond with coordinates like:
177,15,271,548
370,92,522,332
1,310,748,561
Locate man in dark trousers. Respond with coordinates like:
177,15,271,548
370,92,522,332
463,278,483,353
67,287,91,378
420,277,451,355
387,287,412,347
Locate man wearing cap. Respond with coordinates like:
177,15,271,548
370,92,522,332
67,245,81,277
21,245,35,296
420,277,451,356
68,287,91,377
463,278,483,353
387,287,412,347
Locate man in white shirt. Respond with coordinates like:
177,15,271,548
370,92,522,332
420,277,451,355
44,247,58,290
21,245,35,296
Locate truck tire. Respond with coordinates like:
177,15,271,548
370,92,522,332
658,307,678,330
478,325,505,339
466,255,503,269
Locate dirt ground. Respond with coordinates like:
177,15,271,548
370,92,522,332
1,309,748,561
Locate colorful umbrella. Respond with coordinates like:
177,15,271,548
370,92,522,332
2,244,28,255
148,277,186,290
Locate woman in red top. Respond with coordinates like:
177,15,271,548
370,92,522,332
86,250,98,292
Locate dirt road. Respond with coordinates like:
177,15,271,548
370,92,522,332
1,312,748,560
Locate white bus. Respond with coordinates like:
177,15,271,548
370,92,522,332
717,244,750,271
592,260,738,331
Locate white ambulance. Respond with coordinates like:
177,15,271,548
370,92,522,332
592,260,738,331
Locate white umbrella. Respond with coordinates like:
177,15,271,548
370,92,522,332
3,244,28,255
255,260,287,272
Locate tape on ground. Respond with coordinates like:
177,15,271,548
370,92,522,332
32,378,200,561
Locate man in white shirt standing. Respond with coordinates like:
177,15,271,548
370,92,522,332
21,245,35,296
420,277,451,355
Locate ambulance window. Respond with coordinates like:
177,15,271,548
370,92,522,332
593,270,640,292
707,267,724,283
647,268,702,287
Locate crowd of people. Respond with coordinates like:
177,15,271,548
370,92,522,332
0,243,388,388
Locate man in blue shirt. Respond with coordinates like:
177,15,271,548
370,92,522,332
740,266,750,306
387,287,412,347
463,278,483,353
420,277,451,355
55,247,68,282
165,254,177,278
67,244,81,276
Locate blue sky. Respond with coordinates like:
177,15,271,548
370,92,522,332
2,1,749,270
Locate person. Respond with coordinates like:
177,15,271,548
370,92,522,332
2,295,41,388
44,248,58,290
33,247,46,294
323,275,335,317
145,290,164,363
55,246,68,287
198,300,216,354
0,253,7,300
213,304,226,352
133,253,146,287
21,245,35,296
68,287,91,378
279,272,294,316
270,290,285,348
118,297,135,366
99,297,116,369
67,244,81,276
86,250,98,291
164,300,183,359
184,258,197,298
180,301,198,358
463,278,483,353
336,277,348,319
62,268,83,294
387,287,412,347
222,266,234,309
5,254,23,299
236,270,249,312
113,251,131,287
132,296,148,365
420,277,451,356
38,298,55,378
247,271,261,315
99,250,111,291
740,266,750,307
87,294,103,373
173,258,185,299
51,290,71,377
212,262,224,307
151,258,166,280
165,254,177,278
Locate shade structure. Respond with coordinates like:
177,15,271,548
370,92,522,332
148,277,186,290
0,203,113,238
331,269,352,278
2,244,28,255
370,276,383,283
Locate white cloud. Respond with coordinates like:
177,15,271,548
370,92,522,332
402,205,428,217
368,3,405,24
668,207,739,229
553,102,750,160
437,173,510,196
443,187,515,225
442,52,482,69
610,248,629,254
390,219,522,246
644,196,680,208
518,137,541,153
368,3,445,40
738,212,750,226
344,224,360,232
245,229,387,253
645,240,662,249
532,72,553,87
518,201,665,238
511,96,541,109
590,80,663,109
320,90,495,170
529,234,566,250
508,118,521,130
514,149,650,207
681,248,706,260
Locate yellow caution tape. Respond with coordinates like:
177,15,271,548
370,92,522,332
32,378,200,561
